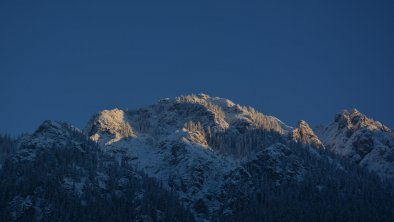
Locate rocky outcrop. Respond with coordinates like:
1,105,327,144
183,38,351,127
292,120,324,149
85,109,134,145
315,109,394,178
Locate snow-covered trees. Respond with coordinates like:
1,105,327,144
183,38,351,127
175,94,225,120
0,131,194,222
243,106,285,134
203,128,285,157
184,121,209,147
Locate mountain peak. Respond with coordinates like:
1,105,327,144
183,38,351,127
15,120,84,162
35,120,76,134
317,109,394,178
297,120,309,127
292,120,324,149
174,93,236,110
334,109,390,132
85,94,293,152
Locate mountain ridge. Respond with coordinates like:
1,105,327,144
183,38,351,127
1,93,393,221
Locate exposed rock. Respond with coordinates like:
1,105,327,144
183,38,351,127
292,120,324,149
315,109,394,178
85,109,134,145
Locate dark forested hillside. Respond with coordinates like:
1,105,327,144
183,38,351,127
0,134,17,167
224,144,394,222
0,127,194,222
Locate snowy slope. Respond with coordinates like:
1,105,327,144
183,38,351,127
84,94,323,220
315,109,394,178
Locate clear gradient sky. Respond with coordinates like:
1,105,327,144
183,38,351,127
1,0,393,135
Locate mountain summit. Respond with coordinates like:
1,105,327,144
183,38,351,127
315,108,394,178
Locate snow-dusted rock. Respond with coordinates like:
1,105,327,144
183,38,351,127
315,109,394,178
13,120,85,163
85,109,134,145
292,120,324,149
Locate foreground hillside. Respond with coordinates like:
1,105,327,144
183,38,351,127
0,121,194,221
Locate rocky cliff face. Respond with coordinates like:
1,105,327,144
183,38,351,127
315,109,394,178
292,120,324,149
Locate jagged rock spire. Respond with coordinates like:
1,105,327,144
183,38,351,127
292,120,324,149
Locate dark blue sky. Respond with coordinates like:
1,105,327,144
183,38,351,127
1,0,393,135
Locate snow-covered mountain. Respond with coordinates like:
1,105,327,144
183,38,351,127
83,94,392,220
84,94,305,219
1,94,393,222
315,109,394,179
0,120,194,221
